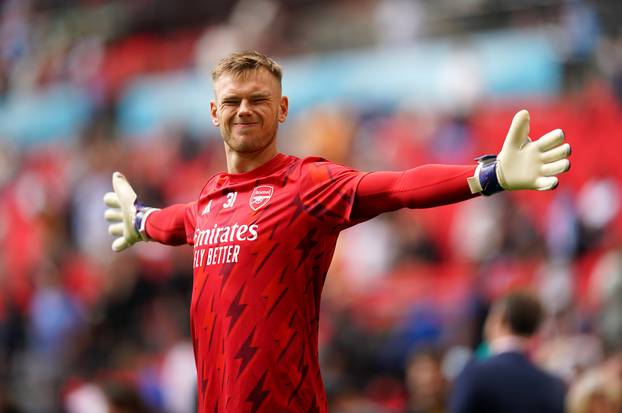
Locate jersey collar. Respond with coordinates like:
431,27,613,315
223,153,289,184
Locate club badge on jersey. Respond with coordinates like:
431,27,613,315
249,185,274,211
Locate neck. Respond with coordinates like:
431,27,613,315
489,335,528,355
225,145,278,174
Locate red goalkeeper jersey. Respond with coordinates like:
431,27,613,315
145,153,476,412
159,153,366,412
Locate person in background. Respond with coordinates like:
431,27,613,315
404,348,447,413
450,291,566,413
567,352,622,413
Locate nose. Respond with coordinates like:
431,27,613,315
237,99,252,117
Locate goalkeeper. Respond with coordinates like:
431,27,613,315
104,51,570,413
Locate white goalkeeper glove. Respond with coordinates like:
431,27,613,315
103,172,159,252
468,110,571,195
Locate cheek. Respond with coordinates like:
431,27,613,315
219,110,233,126
264,107,280,123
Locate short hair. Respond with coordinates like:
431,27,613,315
211,51,282,84
496,291,544,337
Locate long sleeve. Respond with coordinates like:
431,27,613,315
145,202,197,246
351,164,477,221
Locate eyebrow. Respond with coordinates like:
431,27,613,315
221,92,271,101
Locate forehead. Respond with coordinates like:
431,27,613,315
213,68,280,98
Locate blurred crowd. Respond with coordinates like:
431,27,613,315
1,0,622,412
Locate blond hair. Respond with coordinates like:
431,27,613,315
211,51,282,84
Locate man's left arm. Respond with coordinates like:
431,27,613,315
352,165,476,221
352,110,571,221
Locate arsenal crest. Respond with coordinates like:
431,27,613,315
249,185,273,211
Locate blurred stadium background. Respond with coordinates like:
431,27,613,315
0,0,621,412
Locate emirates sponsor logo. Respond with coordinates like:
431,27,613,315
249,185,273,211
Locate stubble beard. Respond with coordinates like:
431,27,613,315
223,129,277,155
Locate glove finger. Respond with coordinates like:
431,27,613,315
503,110,530,151
103,192,120,208
541,143,571,163
104,209,124,222
109,222,125,236
535,176,559,191
541,159,570,176
112,237,130,252
112,172,137,207
535,129,565,152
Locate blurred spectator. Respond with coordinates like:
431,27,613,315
393,213,441,265
596,33,622,104
558,0,601,92
404,348,447,413
536,324,604,384
577,176,620,250
451,196,502,263
589,246,622,352
450,291,566,413
329,388,387,413
160,340,196,413
334,216,395,290
567,354,622,413
65,381,155,413
65,382,108,413
545,190,580,260
373,0,423,46
536,260,574,317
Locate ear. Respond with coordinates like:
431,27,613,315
278,96,289,123
210,100,219,126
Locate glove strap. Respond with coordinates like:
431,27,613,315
134,203,159,241
467,155,504,196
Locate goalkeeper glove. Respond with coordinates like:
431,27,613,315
468,110,571,195
103,172,159,252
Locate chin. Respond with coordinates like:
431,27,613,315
227,135,274,154
229,141,270,154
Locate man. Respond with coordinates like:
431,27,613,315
450,291,566,413
104,51,571,412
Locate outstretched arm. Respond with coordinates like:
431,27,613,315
104,172,195,251
352,165,476,221
352,110,571,222
144,203,195,246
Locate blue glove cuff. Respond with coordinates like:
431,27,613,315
134,202,152,240
476,155,504,196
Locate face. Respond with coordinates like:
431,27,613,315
406,354,446,408
210,68,288,155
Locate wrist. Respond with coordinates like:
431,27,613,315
134,204,159,241
467,155,504,196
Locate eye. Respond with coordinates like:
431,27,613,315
222,99,240,106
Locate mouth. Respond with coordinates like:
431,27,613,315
233,122,259,127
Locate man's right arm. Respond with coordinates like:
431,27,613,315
144,203,196,246
104,172,196,251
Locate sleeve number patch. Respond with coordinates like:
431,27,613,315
223,192,238,209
